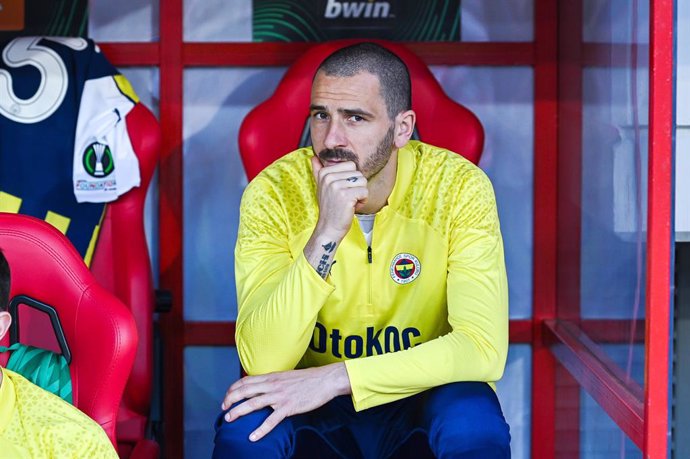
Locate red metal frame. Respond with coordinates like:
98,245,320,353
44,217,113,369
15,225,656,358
545,320,645,447
544,1,674,458
554,363,580,459
554,2,584,455
580,319,646,343
100,43,159,66
181,319,534,347
532,0,559,457
102,42,535,68
158,0,185,457
97,1,675,457
557,0,583,325
644,0,674,456
182,42,535,66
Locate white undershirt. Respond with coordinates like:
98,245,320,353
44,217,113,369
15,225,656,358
355,214,375,246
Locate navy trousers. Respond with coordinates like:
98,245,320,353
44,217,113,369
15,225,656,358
212,382,510,459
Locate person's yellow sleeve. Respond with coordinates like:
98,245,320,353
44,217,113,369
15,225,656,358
235,177,334,375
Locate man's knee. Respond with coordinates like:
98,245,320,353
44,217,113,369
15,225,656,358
425,383,510,458
212,405,292,459
431,412,510,458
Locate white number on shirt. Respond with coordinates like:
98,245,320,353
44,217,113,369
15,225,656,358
0,37,88,124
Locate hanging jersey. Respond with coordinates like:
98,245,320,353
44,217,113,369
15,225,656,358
0,36,140,262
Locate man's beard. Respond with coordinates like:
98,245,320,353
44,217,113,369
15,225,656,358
317,125,395,179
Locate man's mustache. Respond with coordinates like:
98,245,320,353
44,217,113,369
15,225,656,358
317,148,358,164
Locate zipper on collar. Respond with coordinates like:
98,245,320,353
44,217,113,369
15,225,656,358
368,245,373,307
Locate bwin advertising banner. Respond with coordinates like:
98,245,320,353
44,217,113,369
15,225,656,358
252,0,461,42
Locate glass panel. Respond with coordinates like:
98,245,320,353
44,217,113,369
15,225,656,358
118,67,161,286
583,0,649,44
496,345,531,459
677,0,690,241
581,66,649,321
431,66,534,319
580,389,642,459
184,0,252,42
184,346,241,459
118,68,160,117
677,129,690,240
579,0,649,384
678,0,690,127
89,0,159,42
183,68,287,321
602,344,645,387
460,0,534,42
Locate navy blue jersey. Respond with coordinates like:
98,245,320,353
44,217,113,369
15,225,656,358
0,37,139,262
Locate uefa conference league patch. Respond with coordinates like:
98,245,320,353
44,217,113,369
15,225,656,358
82,142,115,178
75,141,117,193
390,253,421,285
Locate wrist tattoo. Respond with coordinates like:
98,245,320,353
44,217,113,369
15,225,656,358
316,242,337,278
316,253,332,278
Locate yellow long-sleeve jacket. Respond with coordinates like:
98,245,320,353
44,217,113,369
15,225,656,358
235,140,509,411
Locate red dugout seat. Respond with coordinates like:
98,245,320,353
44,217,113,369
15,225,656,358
0,213,137,448
239,39,484,181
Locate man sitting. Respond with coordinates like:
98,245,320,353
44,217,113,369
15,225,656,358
214,43,510,458
0,250,118,458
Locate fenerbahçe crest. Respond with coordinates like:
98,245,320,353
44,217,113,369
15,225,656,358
390,253,421,285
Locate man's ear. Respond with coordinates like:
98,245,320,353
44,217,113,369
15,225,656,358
0,311,11,342
394,110,416,148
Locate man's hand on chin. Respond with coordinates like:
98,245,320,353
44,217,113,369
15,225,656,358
220,362,351,442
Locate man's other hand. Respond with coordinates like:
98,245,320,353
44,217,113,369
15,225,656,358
220,362,351,442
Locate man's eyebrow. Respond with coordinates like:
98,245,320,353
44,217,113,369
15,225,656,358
309,105,375,118
339,108,374,118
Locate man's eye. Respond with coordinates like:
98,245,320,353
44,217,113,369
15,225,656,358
313,112,328,120
348,115,364,122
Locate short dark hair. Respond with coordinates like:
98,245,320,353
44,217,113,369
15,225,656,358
0,250,9,312
316,42,411,120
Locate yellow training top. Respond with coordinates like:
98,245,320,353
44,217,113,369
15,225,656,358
235,140,509,411
0,367,118,458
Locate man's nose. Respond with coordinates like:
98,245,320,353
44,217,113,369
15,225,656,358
323,120,347,150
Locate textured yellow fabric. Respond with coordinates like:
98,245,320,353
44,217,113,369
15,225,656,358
0,367,118,458
235,140,509,411
0,191,22,213
44,210,71,234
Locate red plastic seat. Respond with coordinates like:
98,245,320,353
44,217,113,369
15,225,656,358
0,213,138,448
239,39,484,181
